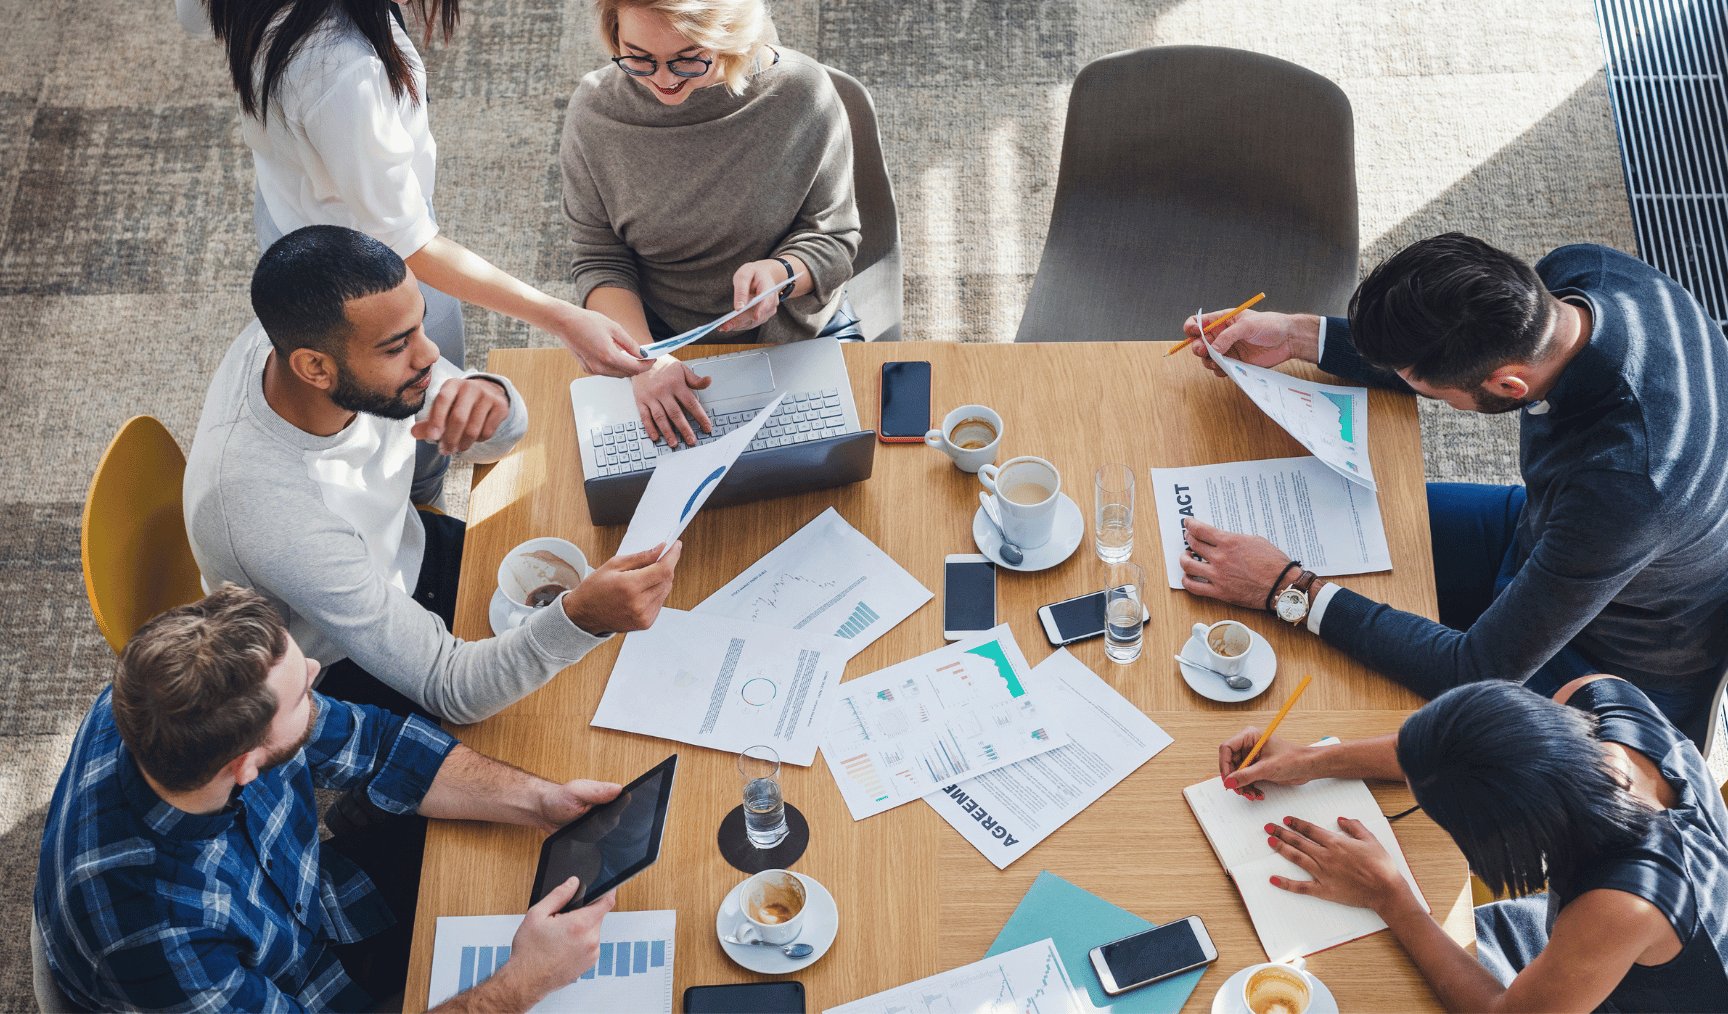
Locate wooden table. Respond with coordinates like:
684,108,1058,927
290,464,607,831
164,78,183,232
404,342,1467,1012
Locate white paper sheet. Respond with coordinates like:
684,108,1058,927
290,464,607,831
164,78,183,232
824,938,1088,1014
590,608,841,765
925,648,1172,868
694,507,932,661
1149,456,1392,589
428,910,675,1012
635,272,807,358
1199,315,1377,490
817,625,1069,820
616,394,783,557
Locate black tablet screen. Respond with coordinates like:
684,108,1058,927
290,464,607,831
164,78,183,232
532,755,676,911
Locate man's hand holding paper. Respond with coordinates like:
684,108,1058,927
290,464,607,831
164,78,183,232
1185,309,1321,375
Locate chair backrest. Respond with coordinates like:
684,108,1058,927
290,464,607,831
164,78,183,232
32,911,82,1014
1015,46,1358,343
1701,663,1728,783
825,65,904,342
81,416,204,654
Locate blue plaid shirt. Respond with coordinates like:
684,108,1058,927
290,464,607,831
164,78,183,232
35,688,457,1012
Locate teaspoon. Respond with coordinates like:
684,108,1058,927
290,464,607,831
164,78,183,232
977,493,1025,565
1174,653,1253,691
722,935,815,958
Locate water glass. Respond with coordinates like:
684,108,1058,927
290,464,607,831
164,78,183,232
1095,463,1135,564
1104,561,1146,664
738,744,788,848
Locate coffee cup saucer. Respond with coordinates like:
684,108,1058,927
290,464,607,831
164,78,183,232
714,870,838,973
971,493,1084,572
1178,630,1277,703
1209,963,1339,1014
488,588,531,637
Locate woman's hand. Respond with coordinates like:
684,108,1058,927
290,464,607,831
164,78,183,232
632,356,712,447
1218,728,1317,800
1264,815,1410,913
719,256,806,332
547,302,651,379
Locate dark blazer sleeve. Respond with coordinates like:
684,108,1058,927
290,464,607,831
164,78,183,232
1318,316,1415,393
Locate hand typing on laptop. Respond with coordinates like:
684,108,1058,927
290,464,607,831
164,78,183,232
633,355,714,447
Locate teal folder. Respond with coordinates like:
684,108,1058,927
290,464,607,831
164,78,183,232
986,871,1208,1013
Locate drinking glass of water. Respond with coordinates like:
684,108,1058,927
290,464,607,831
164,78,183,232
1104,561,1146,664
1095,463,1135,564
738,744,788,848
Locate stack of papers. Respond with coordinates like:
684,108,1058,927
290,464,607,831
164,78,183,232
428,910,675,1013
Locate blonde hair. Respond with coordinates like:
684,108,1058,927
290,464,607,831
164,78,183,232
596,0,779,95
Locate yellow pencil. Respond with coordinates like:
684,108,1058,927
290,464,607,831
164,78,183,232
1235,673,1313,775
1167,291,1266,356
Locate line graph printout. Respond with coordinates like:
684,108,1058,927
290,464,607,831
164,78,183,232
695,507,933,661
429,910,674,1012
818,625,1068,820
1199,318,1376,490
824,938,1087,1014
591,608,841,765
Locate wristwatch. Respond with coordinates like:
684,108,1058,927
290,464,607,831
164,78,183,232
1275,570,1321,625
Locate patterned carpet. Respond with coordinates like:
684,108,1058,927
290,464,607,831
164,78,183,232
0,0,1633,1006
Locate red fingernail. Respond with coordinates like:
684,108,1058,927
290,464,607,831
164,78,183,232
1269,876,1280,885
1263,823,1276,833
1268,836,1278,847
1224,778,1237,789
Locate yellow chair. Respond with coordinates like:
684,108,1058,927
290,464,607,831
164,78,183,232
81,416,204,654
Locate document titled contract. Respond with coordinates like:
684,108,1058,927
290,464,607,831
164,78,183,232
590,608,840,766
616,394,783,557
824,938,1087,1014
695,507,932,661
818,625,1069,820
1201,323,1377,490
925,648,1172,868
1150,456,1392,589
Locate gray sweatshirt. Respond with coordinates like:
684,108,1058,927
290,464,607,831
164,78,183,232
184,323,609,724
559,47,860,344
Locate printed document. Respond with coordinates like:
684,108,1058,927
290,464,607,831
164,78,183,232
824,937,1088,1014
1200,319,1376,490
1183,774,1427,961
429,909,675,1012
695,507,932,661
616,394,782,557
635,272,807,358
590,608,840,765
926,648,1172,868
818,625,1068,820
1150,456,1392,589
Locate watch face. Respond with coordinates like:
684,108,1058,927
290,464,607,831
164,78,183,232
1276,589,1308,623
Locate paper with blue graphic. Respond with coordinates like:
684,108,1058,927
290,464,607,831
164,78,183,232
634,272,806,358
428,909,674,1012
616,394,783,557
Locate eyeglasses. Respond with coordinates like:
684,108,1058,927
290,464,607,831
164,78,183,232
612,54,713,78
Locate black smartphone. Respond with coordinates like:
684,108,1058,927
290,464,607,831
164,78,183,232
683,982,806,1013
1090,916,1219,995
878,360,932,442
944,553,997,640
1038,590,1150,646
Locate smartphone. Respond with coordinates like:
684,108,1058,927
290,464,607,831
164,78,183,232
878,360,932,442
683,982,806,1013
1038,590,1150,646
1090,917,1218,995
943,553,996,641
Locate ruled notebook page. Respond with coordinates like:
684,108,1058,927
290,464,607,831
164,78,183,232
1183,775,1427,961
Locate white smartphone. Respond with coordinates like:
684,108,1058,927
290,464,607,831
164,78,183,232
1037,590,1150,646
943,554,996,641
1090,916,1218,995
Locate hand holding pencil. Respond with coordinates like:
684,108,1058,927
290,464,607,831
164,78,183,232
1178,299,1326,379
1218,674,1314,799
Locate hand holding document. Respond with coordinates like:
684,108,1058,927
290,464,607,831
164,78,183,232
429,910,675,1012
634,272,807,358
616,394,782,557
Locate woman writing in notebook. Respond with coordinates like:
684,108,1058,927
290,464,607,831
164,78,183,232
1219,676,1728,1012
561,0,861,449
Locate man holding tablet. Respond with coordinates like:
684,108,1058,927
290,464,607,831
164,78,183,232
35,586,636,1013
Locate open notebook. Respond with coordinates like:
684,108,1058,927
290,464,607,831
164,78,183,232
1183,775,1428,961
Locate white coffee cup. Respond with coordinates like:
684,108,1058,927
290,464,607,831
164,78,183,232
925,405,1003,473
978,456,1061,549
1240,958,1316,1014
1191,619,1252,677
496,537,591,630
735,869,807,946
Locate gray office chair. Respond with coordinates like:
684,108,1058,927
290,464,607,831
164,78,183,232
1014,46,1358,343
825,65,904,342
1700,663,1728,771
32,912,82,1014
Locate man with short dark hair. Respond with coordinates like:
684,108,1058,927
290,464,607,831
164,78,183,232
1180,236,1728,736
185,225,680,724
36,585,621,1012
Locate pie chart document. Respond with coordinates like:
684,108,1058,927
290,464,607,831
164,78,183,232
591,608,841,766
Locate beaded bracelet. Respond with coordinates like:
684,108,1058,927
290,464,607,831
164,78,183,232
1264,560,1303,613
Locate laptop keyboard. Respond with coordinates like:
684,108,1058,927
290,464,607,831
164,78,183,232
589,388,848,477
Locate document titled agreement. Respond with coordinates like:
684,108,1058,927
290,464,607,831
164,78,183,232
1150,456,1392,589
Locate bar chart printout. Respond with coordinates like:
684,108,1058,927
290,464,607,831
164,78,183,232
823,938,1088,1014
428,910,675,1012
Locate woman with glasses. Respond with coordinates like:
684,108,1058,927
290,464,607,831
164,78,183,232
562,0,861,448
180,0,649,504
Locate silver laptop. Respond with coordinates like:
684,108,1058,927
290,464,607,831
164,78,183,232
570,337,877,525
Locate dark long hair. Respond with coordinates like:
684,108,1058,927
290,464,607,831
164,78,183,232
206,0,460,119
1397,681,1657,898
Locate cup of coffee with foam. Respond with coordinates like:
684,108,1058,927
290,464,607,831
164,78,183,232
1240,959,1316,1014
496,537,591,630
735,869,807,945
979,456,1062,549
925,405,1003,473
